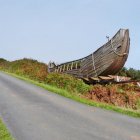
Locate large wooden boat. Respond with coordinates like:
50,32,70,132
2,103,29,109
48,29,130,79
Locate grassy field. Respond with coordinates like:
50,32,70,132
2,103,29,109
4,71,140,118
0,118,14,140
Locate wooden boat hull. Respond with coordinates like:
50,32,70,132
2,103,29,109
48,29,130,78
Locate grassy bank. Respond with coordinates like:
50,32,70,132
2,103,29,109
0,118,14,140
3,71,140,118
0,58,140,118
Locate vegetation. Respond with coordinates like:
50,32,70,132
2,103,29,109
0,58,48,82
88,84,140,110
0,58,140,118
0,118,14,140
118,67,140,80
5,72,140,118
46,73,90,94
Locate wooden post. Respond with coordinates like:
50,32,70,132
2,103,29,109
71,62,73,70
63,64,65,71
57,67,59,72
76,62,78,69
60,66,62,72
67,64,69,71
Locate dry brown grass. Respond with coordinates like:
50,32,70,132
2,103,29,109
87,84,140,110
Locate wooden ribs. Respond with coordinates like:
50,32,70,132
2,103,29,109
48,29,130,80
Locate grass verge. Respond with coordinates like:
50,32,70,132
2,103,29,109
0,118,14,140
2,71,140,118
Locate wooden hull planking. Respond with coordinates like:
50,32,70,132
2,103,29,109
48,29,130,79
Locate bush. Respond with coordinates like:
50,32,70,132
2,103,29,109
46,73,90,94
0,58,9,69
0,58,48,82
88,84,140,109
118,67,140,80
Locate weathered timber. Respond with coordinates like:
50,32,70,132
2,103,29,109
48,29,130,81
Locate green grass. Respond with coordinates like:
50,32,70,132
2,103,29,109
2,71,140,118
0,118,14,140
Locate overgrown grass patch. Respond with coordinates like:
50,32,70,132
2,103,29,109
0,58,48,82
0,118,14,140
46,73,90,94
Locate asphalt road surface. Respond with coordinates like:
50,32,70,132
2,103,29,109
0,72,140,140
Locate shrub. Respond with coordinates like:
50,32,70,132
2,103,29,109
88,84,140,109
0,58,48,82
46,73,90,94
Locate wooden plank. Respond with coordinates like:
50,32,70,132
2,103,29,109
99,76,114,80
90,77,100,81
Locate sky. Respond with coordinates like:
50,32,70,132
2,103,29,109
0,0,140,69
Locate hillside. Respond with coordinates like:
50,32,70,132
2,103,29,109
0,58,140,113
0,58,48,82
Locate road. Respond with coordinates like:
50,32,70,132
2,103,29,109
0,72,140,140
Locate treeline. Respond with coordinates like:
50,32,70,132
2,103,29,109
118,67,140,80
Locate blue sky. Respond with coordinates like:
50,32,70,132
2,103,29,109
0,0,140,69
